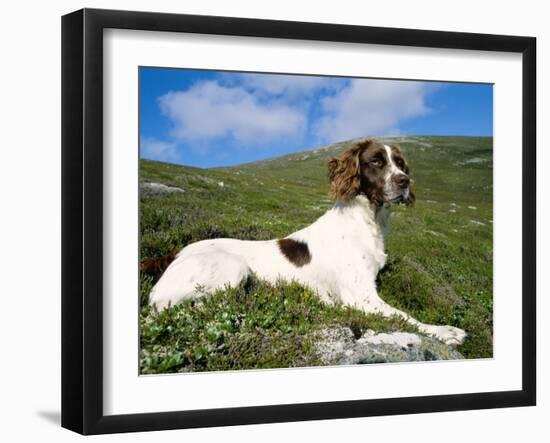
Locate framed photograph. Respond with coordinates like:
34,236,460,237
62,8,536,435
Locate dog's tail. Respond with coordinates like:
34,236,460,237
140,251,177,279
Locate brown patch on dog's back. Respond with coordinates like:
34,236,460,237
277,238,312,267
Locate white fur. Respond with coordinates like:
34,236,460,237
384,145,406,179
149,194,466,347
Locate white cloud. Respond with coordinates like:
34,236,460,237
158,81,307,145
235,73,344,98
151,75,435,159
140,137,180,163
314,79,431,143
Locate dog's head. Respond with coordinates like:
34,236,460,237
327,139,415,206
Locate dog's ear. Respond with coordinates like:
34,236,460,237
327,142,368,202
327,157,340,181
406,184,416,207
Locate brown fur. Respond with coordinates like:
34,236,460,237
277,238,312,267
327,141,367,202
388,144,416,206
140,251,177,279
327,139,415,206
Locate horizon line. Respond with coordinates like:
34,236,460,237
140,134,494,170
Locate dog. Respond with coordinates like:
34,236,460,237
148,139,466,347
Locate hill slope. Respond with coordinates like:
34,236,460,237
139,136,493,372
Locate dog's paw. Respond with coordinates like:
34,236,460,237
423,325,467,348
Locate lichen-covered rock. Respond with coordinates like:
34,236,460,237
315,327,463,365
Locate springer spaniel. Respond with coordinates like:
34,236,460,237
148,139,467,347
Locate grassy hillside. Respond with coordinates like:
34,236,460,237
139,136,493,373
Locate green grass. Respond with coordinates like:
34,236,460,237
139,135,493,373
140,276,416,373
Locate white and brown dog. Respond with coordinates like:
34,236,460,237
148,139,466,346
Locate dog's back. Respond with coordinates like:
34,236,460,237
148,239,257,310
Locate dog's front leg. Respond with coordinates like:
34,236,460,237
356,293,467,347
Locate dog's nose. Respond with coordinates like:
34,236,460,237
394,174,410,188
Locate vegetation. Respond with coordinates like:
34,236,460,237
140,136,493,373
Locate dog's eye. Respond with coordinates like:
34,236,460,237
369,159,382,167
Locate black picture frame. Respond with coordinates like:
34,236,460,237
61,8,536,435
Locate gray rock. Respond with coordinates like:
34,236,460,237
140,181,184,196
315,327,463,365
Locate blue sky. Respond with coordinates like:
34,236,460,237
139,67,493,168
